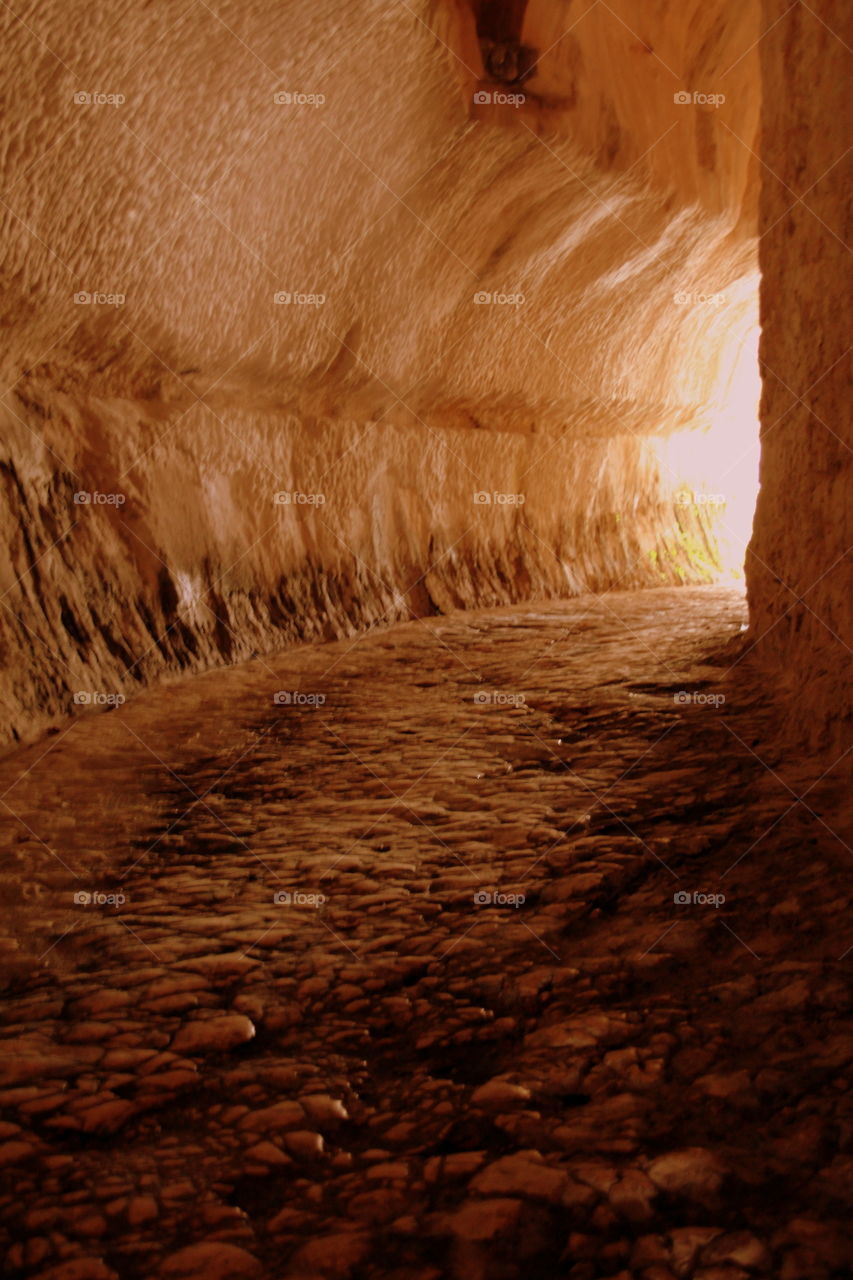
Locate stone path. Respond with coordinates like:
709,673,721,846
0,586,851,1279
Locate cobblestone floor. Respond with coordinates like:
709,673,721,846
0,586,851,1280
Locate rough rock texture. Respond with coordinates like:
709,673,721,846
0,588,850,1278
746,0,853,754
0,0,764,748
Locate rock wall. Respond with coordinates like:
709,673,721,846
0,1,765,746
746,0,852,753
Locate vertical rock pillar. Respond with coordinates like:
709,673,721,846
747,0,852,751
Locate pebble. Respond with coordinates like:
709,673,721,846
169,1015,255,1055
126,1196,158,1226
285,1231,370,1277
470,1153,567,1202
647,1148,728,1201
299,1094,349,1125
469,1080,531,1110
243,1142,291,1166
441,1197,524,1242
156,1242,263,1279
284,1130,324,1159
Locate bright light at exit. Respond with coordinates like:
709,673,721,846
656,301,761,579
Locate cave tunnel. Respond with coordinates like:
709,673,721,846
0,2,851,1277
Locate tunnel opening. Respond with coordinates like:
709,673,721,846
456,0,766,589
0,0,839,760
0,2,851,1276
657,289,762,582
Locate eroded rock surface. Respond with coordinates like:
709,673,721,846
0,587,850,1278
0,0,763,749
